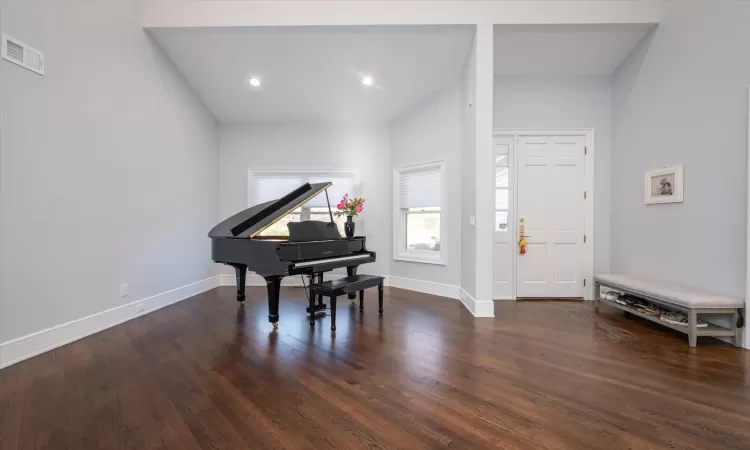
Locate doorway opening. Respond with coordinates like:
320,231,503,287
492,129,595,300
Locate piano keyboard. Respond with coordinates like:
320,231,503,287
293,254,371,268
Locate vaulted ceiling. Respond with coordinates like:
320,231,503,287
494,24,653,76
150,22,652,123
150,25,475,123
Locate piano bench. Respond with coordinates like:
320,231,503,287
308,274,384,332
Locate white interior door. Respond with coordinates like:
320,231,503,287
516,136,585,298
493,138,513,299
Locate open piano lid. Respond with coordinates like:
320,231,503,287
208,182,332,239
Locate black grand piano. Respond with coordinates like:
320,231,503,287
209,182,376,328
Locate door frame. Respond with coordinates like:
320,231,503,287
744,86,749,349
493,128,595,300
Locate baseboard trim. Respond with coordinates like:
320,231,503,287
388,276,460,300
460,288,495,318
0,276,220,370
220,272,462,303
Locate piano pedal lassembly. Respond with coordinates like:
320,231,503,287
306,303,327,316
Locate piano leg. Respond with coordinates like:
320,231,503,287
229,263,247,303
264,275,282,328
346,266,357,300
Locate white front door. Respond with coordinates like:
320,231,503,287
516,136,585,298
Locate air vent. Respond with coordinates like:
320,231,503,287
2,34,44,75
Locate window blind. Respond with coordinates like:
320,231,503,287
252,172,355,207
398,166,441,209
307,175,354,207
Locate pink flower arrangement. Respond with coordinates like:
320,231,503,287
334,193,365,217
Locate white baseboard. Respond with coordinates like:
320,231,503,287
388,276,460,300
220,273,463,304
460,288,495,318
0,276,220,370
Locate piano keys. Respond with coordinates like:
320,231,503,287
208,182,376,328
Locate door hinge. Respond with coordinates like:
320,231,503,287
583,234,587,243
585,146,588,155
584,191,587,199
584,279,587,287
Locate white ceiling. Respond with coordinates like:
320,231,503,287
494,24,653,75
151,23,652,123
150,26,475,123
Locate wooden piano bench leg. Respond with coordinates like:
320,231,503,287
359,290,364,311
330,295,337,332
378,283,383,315
309,291,316,328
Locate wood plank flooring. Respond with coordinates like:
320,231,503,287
1,286,749,449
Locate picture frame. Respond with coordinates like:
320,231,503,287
645,165,683,204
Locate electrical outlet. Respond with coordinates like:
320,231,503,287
120,284,128,297
135,303,146,315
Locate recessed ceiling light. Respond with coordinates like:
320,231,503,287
248,77,261,87
361,75,373,86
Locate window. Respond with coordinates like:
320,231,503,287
394,162,445,264
495,150,509,231
250,170,356,237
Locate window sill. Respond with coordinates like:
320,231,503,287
393,255,446,266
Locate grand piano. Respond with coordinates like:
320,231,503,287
209,182,376,328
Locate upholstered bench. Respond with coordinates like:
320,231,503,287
595,273,745,347
308,274,384,332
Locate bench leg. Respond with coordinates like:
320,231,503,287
378,283,383,315
330,296,337,332
359,290,364,311
594,280,601,309
308,289,316,328
688,309,697,348
732,310,741,347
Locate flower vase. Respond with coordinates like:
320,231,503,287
344,216,355,238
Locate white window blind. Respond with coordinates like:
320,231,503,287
307,175,354,207
398,167,441,209
251,172,355,207
253,175,305,205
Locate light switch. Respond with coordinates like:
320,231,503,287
469,216,476,227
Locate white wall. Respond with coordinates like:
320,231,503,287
461,35,478,299
389,84,463,287
0,0,220,344
611,0,750,300
219,124,392,277
493,75,612,273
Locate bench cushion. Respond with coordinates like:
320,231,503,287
595,273,744,309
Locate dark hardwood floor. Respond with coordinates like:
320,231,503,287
1,286,749,449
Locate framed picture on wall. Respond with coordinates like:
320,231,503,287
645,165,683,204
